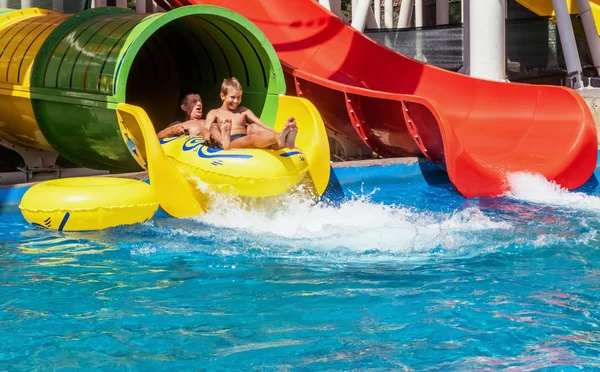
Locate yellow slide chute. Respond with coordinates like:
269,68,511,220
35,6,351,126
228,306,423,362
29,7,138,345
275,95,330,197
116,103,208,219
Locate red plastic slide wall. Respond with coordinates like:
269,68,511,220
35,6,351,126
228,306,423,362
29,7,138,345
164,0,597,197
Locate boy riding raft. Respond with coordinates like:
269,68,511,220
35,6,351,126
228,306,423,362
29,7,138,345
158,78,298,151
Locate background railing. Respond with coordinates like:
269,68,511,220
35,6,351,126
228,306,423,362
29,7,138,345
0,0,166,13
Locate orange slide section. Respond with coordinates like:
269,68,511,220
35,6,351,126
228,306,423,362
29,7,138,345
165,0,597,197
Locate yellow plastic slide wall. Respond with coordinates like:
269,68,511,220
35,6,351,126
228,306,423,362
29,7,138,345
516,0,600,31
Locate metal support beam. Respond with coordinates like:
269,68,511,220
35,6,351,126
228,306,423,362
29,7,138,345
397,0,414,28
458,0,470,74
330,0,347,21
576,0,600,75
331,0,341,13
384,0,393,28
92,0,107,7
52,0,63,12
136,0,154,13
470,0,506,81
436,0,449,25
366,6,378,28
0,143,58,168
319,0,332,11
414,0,425,59
1,0,19,8
415,0,423,27
351,0,372,31
552,0,583,88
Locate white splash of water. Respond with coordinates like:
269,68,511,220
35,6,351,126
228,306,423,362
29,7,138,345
532,229,597,248
506,172,600,212
184,189,511,255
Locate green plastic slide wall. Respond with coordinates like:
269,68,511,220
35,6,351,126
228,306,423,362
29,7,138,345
0,5,285,171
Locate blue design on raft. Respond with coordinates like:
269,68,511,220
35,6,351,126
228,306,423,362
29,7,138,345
180,137,253,159
279,151,303,157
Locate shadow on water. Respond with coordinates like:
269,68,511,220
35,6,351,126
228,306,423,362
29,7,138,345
575,173,599,194
418,158,451,188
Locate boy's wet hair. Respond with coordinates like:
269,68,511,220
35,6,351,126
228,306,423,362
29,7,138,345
180,92,201,105
221,77,243,95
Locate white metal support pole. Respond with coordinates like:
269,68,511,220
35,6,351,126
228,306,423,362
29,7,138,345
470,0,505,81
52,0,63,12
366,7,378,28
374,0,381,28
93,0,108,7
367,5,379,28
576,0,600,75
351,0,372,31
397,0,414,28
331,0,342,13
415,0,423,27
3,0,19,8
458,0,470,74
319,0,332,11
116,0,127,8
414,0,425,60
137,0,153,13
384,0,393,27
352,0,358,19
330,0,347,21
436,0,449,25
546,22,560,69
330,0,341,12
20,0,32,8
552,0,583,88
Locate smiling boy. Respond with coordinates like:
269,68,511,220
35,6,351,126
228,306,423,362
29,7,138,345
204,78,297,150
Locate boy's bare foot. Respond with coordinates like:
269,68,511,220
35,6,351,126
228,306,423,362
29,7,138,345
285,117,298,149
277,118,294,149
220,118,232,149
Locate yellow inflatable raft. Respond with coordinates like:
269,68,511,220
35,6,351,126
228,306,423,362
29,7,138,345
161,136,309,197
19,177,158,231
115,96,330,219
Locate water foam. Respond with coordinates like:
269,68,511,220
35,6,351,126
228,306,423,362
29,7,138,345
184,189,511,256
507,172,600,212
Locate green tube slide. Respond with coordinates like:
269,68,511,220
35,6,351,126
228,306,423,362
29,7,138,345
27,6,285,172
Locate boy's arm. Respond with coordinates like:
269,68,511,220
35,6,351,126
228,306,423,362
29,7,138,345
243,108,276,133
204,110,218,134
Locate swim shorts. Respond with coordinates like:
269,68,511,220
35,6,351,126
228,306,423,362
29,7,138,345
230,133,247,141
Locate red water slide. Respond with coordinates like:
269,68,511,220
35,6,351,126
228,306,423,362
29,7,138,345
163,0,597,197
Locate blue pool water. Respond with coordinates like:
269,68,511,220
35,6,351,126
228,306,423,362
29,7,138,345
1,167,600,370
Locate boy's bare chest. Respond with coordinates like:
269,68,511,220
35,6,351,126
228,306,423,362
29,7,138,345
219,111,246,123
